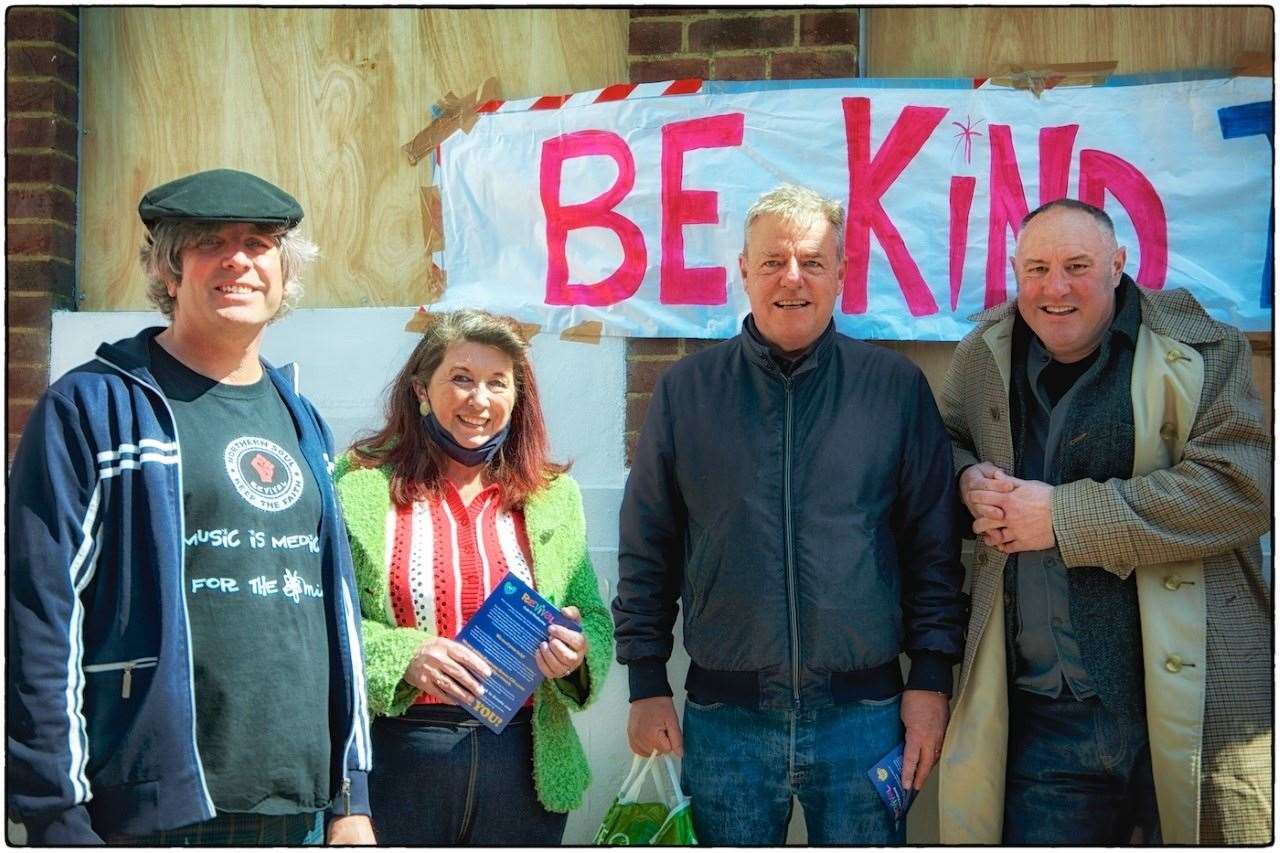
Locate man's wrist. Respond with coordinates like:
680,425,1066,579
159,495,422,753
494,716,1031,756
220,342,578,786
905,651,954,696
626,658,672,701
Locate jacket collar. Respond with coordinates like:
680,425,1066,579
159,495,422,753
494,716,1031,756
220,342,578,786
95,325,300,393
1133,283,1228,344
739,314,836,377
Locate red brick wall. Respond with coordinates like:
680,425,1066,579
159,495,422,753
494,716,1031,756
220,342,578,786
6,6,79,460
624,8,858,462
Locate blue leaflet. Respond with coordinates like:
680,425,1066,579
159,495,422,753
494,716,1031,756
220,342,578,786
454,572,582,733
866,742,917,821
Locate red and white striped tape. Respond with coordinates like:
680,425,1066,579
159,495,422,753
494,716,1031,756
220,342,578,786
433,79,700,179
474,79,702,115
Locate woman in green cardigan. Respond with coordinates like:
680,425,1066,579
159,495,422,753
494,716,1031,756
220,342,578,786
335,309,611,844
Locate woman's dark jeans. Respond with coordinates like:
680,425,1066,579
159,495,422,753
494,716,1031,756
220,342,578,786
369,705,567,845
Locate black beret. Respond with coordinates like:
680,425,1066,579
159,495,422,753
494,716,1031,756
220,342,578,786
138,168,304,230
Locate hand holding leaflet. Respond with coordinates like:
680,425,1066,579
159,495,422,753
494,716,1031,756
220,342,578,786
534,604,587,681
867,743,917,822
404,635,492,706
454,572,583,732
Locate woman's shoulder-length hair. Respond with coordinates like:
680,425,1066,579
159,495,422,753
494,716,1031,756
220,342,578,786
348,309,568,509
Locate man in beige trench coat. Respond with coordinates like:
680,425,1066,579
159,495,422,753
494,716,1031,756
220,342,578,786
936,198,1271,844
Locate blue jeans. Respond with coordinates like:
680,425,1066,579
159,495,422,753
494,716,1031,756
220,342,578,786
1003,690,1160,844
682,696,905,845
368,706,566,845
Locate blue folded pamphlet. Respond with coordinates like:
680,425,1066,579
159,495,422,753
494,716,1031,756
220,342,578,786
866,742,917,822
454,572,582,733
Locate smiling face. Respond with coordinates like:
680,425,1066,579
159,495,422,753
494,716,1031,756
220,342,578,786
416,341,517,450
1013,207,1126,364
739,212,845,357
169,222,285,340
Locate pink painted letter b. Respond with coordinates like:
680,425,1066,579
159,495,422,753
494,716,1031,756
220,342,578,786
540,130,647,306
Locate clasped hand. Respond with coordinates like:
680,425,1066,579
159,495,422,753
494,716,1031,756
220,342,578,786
960,462,1056,553
404,606,587,705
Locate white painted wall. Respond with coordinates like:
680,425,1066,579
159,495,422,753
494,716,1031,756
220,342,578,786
46,309,1272,844
50,307,693,843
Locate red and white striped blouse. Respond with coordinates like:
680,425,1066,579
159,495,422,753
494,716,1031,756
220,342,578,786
384,481,536,705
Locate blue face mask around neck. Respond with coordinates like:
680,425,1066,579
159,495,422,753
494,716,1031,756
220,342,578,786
420,411,510,467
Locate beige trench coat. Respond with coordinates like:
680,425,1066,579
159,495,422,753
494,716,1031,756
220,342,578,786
936,287,1271,844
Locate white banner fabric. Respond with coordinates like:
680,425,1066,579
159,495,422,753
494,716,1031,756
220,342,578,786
438,78,1272,340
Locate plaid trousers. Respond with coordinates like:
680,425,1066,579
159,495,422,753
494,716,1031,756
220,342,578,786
106,811,321,846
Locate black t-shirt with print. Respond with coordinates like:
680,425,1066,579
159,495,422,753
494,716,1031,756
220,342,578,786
149,340,331,815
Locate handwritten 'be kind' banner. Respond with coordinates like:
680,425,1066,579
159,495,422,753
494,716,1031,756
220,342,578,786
437,77,1272,340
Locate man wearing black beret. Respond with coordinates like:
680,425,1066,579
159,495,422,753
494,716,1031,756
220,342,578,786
7,169,376,844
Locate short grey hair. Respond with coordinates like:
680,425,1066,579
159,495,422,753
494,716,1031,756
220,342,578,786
742,184,846,260
1020,198,1116,241
138,220,319,322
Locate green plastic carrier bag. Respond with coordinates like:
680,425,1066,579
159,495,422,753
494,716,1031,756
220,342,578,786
593,753,697,846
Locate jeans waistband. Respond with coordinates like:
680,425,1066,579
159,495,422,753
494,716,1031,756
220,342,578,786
388,704,534,728
1011,686,1099,705
685,660,903,709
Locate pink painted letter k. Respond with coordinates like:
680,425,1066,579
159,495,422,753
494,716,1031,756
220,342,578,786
843,97,947,316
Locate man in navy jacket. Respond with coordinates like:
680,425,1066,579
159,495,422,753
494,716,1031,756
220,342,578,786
613,185,966,844
7,170,374,844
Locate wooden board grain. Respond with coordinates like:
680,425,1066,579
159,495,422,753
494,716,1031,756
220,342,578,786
78,8,628,310
866,7,1273,77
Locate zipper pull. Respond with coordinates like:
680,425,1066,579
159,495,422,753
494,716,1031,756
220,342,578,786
122,663,134,699
341,778,351,815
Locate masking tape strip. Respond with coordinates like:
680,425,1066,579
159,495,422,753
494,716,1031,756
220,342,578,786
1232,52,1271,78
421,186,443,253
405,309,540,344
402,76,501,166
402,93,462,166
459,77,500,135
559,320,604,344
423,262,447,304
988,61,1117,97
404,306,434,334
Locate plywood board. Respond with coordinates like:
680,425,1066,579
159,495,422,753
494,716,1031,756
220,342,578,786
866,7,1273,77
78,8,628,311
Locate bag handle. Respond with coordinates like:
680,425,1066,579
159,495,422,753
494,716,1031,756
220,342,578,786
618,753,657,804
618,751,689,808
657,753,689,806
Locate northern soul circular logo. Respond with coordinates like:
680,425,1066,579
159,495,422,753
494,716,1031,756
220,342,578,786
223,436,304,512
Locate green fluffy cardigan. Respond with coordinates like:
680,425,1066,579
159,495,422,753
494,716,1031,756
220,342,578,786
333,457,613,812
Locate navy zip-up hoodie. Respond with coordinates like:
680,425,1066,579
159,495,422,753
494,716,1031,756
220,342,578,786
6,328,371,843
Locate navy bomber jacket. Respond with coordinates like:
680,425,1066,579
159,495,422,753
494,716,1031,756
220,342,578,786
614,318,967,710
6,328,372,843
